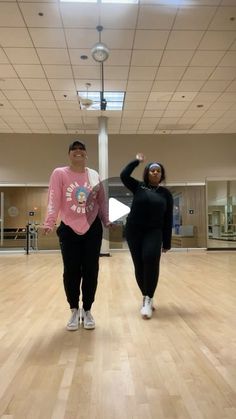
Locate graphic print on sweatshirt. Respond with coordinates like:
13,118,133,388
66,181,98,215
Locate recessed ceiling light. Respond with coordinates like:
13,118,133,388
38,12,44,16
80,55,88,60
181,95,185,98
0,103,4,107
197,104,204,108
230,17,235,21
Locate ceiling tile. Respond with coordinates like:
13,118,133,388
173,6,216,30
100,4,138,29
53,91,77,101
104,66,129,80
103,29,135,49
18,109,42,117
226,80,236,91
0,3,25,26
21,78,51,90
124,102,145,110
182,67,214,80
209,6,236,30
0,64,18,78
143,110,164,118
190,50,225,66
37,48,70,65
160,50,194,66
126,80,153,92
152,80,179,91
219,51,236,66
43,65,73,78
177,80,205,91
134,30,169,49
0,79,24,90
13,64,45,78
65,29,98,49
4,48,40,64
137,5,177,29
145,102,167,110
3,90,30,100
210,67,236,80
29,28,66,48
48,78,76,90
193,92,221,103
68,49,95,66
129,66,156,80
149,92,173,101
131,50,162,67
19,3,61,27
172,92,198,101
106,50,132,66
10,100,36,109
72,66,100,79
28,90,54,100
0,48,9,64
0,28,33,47
201,80,231,92
199,31,236,50
156,67,186,80
60,3,99,28
125,92,149,101
166,31,204,50
163,109,185,117
33,100,58,109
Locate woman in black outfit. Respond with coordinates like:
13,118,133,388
120,153,173,319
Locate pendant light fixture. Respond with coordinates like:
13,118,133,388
91,26,110,111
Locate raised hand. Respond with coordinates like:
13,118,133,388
136,152,145,162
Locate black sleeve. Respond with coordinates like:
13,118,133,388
120,159,141,194
162,189,174,250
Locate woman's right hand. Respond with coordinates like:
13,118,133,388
136,152,145,162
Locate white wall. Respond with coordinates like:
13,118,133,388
0,133,235,184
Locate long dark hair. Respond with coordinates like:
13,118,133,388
143,162,166,186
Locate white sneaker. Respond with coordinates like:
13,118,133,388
66,308,79,331
140,296,153,319
82,309,95,330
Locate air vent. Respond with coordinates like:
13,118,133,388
158,124,193,130
65,123,98,131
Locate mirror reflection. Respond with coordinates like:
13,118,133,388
207,180,236,249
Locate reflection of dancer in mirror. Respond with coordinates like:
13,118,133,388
42,140,110,331
120,153,173,319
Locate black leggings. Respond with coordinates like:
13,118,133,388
57,217,103,311
126,223,162,298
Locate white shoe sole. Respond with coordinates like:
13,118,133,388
83,322,95,330
66,324,79,331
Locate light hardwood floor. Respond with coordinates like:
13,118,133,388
0,250,236,419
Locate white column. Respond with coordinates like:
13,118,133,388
98,116,110,255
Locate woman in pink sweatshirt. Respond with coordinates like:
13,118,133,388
43,140,110,331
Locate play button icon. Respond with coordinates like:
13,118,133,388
109,197,130,222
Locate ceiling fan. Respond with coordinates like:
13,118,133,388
77,83,94,109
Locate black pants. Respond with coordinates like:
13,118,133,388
126,222,162,298
57,217,103,311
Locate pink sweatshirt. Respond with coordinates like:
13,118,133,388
44,166,110,235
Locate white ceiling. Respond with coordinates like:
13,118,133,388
0,0,236,135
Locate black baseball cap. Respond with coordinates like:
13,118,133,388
68,140,86,152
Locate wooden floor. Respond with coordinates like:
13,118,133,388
0,250,236,419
